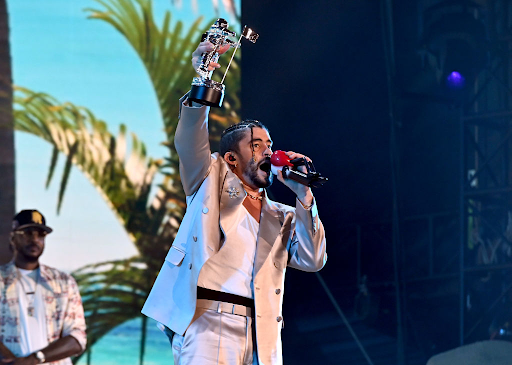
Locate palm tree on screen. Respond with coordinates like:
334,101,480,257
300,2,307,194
0,0,15,264
171,0,240,21
13,0,241,363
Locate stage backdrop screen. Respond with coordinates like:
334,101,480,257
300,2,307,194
10,0,241,363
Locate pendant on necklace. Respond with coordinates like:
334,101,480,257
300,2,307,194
28,306,35,317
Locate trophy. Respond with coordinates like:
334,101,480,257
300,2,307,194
190,18,259,108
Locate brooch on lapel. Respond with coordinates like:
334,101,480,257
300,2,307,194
226,186,240,199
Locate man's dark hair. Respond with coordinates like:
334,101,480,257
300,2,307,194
220,119,269,156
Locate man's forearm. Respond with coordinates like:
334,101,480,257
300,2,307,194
37,335,82,363
0,341,15,359
175,96,212,195
1,336,82,365
296,189,314,209
287,201,327,272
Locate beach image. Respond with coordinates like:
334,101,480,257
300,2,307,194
10,0,239,362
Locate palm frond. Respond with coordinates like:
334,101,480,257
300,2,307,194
86,0,199,139
72,257,151,361
86,0,241,147
13,86,160,223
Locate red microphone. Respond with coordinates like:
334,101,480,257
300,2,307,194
271,150,306,184
270,150,293,174
270,150,328,187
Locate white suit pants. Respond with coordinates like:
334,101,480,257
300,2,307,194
168,301,258,365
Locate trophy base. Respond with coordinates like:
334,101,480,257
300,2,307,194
189,84,225,108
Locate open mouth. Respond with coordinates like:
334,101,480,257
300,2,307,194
259,161,271,173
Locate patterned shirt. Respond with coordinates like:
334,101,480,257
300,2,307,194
0,261,87,364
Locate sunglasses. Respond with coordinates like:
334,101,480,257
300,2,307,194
13,228,48,238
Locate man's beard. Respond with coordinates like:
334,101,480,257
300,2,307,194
245,158,273,188
20,244,43,262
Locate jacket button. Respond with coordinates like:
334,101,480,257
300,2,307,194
193,236,197,242
189,263,192,270
202,207,209,214
276,316,283,322
275,289,281,294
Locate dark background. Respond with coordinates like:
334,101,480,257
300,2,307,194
241,1,484,364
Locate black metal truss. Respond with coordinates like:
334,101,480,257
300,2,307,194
459,0,512,347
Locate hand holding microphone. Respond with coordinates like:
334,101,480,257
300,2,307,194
270,150,328,188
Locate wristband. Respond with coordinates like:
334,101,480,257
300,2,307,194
297,197,313,210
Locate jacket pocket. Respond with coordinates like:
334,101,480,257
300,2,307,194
165,246,186,266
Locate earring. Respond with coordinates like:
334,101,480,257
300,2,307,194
234,163,238,168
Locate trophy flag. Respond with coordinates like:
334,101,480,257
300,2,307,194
220,25,259,85
242,26,259,43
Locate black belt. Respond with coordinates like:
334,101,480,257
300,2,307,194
197,287,254,309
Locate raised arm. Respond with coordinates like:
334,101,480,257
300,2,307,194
174,98,212,196
174,41,231,196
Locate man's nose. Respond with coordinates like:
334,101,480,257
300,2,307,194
264,146,272,156
31,238,44,245
30,233,45,242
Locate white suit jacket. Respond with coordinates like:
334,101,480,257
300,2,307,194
142,97,327,365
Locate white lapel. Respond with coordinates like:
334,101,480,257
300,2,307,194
219,167,246,244
254,197,284,276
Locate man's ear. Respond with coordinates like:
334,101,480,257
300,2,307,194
223,151,238,167
9,233,15,252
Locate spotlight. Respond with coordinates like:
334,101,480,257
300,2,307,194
446,71,465,89
422,0,488,89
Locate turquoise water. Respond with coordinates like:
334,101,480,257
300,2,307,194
76,318,173,365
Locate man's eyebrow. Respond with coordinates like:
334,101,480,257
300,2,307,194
251,137,273,145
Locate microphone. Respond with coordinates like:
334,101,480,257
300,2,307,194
270,150,328,188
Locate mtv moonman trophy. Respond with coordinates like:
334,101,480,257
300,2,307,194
189,18,259,108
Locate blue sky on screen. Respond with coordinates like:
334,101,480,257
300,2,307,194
9,0,240,271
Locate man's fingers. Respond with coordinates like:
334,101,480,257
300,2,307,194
276,170,285,184
192,57,221,71
192,41,231,71
285,151,312,162
217,44,231,55
192,41,214,58
192,41,230,58
192,56,201,70
208,62,221,71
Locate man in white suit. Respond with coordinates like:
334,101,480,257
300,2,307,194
142,41,327,365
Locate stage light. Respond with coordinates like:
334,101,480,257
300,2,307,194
422,0,487,89
446,71,465,89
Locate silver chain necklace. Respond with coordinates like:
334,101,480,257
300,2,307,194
245,191,263,201
17,268,39,317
